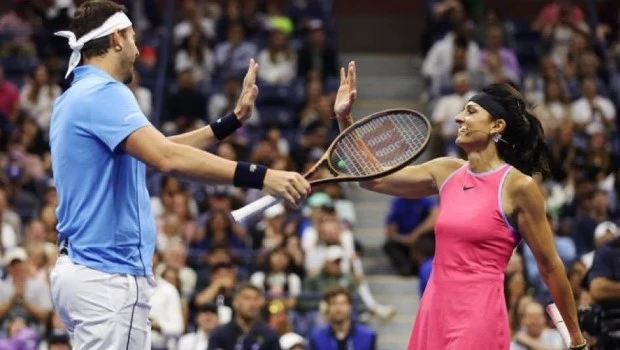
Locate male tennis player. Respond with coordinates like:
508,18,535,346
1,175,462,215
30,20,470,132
48,1,310,349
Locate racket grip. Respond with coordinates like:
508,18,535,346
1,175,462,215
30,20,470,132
231,195,282,223
546,303,572,348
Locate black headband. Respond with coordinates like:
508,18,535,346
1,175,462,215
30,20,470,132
469,92,508,119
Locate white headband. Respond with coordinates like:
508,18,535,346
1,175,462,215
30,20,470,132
55,11,133,79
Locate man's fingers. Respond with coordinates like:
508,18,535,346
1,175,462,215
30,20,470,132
243,59,257,89
349,61,357,90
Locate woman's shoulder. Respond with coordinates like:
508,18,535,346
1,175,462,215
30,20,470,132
503,168,542,202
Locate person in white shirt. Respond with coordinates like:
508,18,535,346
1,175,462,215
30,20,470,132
571,78,616,135
175,32,215,84
128,71,152,118
150,266,185,350
511,301,564,350
177,303,219,350
422,23,480,97
19,65,61,131
431,71,477,157
257,26,297,84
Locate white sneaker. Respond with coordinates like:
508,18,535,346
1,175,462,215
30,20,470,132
373,304,396,322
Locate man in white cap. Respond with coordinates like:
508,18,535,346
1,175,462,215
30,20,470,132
48,1,309,349
0,247,53,336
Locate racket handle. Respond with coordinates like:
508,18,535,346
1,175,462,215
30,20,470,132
231,195,282,223
546,303,572,348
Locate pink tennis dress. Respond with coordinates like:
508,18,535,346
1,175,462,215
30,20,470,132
408,163,520,350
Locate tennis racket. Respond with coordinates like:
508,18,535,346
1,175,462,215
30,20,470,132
231,109,431,223
546,303,572,348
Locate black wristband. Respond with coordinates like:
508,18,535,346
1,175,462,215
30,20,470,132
210,112,242,140
233,162,267,189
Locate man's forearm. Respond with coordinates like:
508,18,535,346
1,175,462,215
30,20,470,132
168,126,218,150
163,143,238,184
590,278,620,302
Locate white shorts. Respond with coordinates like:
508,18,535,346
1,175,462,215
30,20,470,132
50,255,156,350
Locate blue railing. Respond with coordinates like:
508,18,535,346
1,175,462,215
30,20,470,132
150,0,175,128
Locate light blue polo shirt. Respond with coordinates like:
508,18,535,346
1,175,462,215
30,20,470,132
50,66,155,276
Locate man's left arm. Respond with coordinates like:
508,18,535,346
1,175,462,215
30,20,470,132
168,59,259,149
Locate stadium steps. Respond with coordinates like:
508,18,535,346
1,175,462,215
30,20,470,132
340,53,426,349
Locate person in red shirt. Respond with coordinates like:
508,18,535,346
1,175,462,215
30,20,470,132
0,65,20,122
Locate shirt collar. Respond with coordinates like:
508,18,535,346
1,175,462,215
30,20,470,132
72,65,116,84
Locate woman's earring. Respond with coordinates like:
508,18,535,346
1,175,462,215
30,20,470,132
115,46,122,51
492,133,502,143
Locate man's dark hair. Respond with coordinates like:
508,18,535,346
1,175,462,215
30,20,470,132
323,287,353,305
68,0,128,60
234,282,263,299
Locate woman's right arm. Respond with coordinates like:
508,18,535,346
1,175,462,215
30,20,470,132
333,61,464,198
360,157,464,198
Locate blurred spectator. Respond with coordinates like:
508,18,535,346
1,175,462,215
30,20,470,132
251,247,302,309
383,197,438,276
0,188,22,238
533,0,590,67
157,239,198,299
308,288,377,350
480,26,520,82
300,245,358,313
38,311,70,350
150,262,185,350
128,70,152,119
208,76,260,125
297,19,338,81
0,3,38,57
0,316,40,350
177,303,219,350
216,0,251,43
510,301,564,349
571,78,616,135
175,31,215,84
0,65,20,122
193,262,238,313
0,247,52,336
290,120,329,172
258,24,297,84
411,238,435,298
280,332,306,350
164,69,207,135
580,220,619,269
585,236,620,348
173,0,216,46
431,71,476,157
207,283,280,350
266,298,295,337
532,80,572,138
571,188,612,257
19,64,61,131
214,22,257,81
422,20,480,97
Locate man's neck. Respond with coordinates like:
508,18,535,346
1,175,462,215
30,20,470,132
236,316,257,333
331,318,352,340
84,57,123,83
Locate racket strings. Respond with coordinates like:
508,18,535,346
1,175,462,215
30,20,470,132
330,112,429,177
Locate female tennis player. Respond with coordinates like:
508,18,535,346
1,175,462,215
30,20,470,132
334,62,587,349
